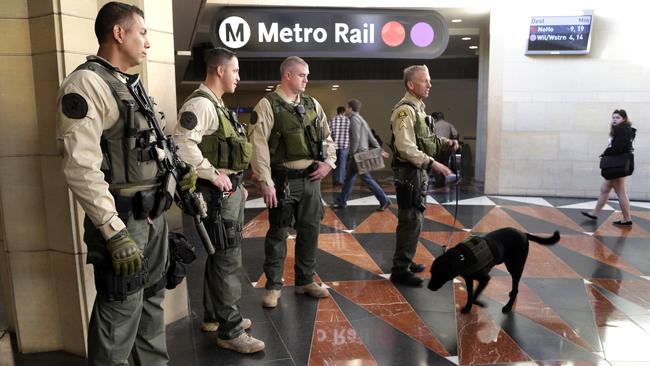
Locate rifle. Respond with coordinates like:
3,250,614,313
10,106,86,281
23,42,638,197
126,74,215,255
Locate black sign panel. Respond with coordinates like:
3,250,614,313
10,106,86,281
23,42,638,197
210,7,449,59
526,15,593,55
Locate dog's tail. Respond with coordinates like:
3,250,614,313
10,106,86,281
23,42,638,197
526,231,560,245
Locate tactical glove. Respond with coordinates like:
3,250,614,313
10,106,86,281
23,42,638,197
178,161,198,193
107,229,142,276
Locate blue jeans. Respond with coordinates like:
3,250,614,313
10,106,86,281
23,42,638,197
333,148,349,184
335,158,389,207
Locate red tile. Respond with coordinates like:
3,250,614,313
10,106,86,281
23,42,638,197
354,209,398,233
309,297,379,366
322,207,350,231
318,233,383,275
455,283,532,365
591,279,650,309
329,280,449,356
593,215,650,237
423,204,466,229
243,210,269,238
559,235,642,276
420,231,472,247
519,241,581,278
472,207,527,233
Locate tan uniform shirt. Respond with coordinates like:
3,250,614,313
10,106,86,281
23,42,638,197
391,92,436,169
174,84,236,183
56,56,164,240
249,87,336,188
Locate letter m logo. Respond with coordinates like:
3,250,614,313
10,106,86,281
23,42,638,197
218,16,251,49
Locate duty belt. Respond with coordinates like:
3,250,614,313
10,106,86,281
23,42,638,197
272,164,317,179
392,159,418,169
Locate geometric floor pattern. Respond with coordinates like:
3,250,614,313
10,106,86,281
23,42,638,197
5,179,650,365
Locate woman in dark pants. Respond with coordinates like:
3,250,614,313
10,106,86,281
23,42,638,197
582,109,636,225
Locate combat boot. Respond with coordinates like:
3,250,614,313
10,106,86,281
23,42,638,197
262,289,281,308
295,283,330,298
201,318,252,332
216,333,265,353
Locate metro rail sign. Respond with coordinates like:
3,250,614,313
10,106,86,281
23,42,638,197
210,7,449,59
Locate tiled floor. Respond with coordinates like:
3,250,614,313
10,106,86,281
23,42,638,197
6,175,650,365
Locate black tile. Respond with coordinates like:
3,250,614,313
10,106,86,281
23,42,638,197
421,218,464,233
244,207,266,225
316,249,383,282
331,291,455,365
331,206,377,230
397,282,458,356
353,233,397,273
548,244,639,281
319,224,345,234
442,205,495,230
524,278,602,352
627,214,650,235
596,236,650,276
488,196,536,206
542,197,594,207
482,297,602,362
264,291,318,366
240,237,267,284
502,208,583,235
591,283,649,317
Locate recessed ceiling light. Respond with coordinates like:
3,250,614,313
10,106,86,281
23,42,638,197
176,50,191,56
469,45,478,49
451,19,462,23
461,37,471,41
332,84,340,88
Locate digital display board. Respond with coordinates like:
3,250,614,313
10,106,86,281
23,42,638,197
211,7,449,59
526,15,593,55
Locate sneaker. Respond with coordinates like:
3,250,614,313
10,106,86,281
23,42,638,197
216,333,265,354
581,211,597,220
201,318,252,332
409,262,426,273
390,272,423,287
295,283,330,298
376,201,391,211
262,289,281,308
613,220,633,226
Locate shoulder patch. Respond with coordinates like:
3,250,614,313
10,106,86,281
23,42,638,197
61,93,88,119
398,110,408,120
179,111,198,130
399,121,407,130
249,110,258,125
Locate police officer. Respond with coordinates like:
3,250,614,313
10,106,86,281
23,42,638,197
390,65,457,286
55,2,196,365
249,56,337,308
173,48,265,353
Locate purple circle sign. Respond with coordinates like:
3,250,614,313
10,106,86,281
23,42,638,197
411,22,434,47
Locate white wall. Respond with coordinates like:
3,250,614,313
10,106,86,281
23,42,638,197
485,4,650,199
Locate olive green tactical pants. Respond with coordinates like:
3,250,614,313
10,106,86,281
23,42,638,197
264,177,324,289
201,183,245,340
84,212,169,366
392,168,428,275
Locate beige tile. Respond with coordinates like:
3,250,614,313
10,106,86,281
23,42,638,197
143,0,173,33
26,0,57,18
0,19,31,55
28,14,59,54
146,30,174,64
60,14,96,55
59,0,96,19
0,156,48,252
50,251,88,357
41,155,79,254
9,251,62,352
163,280,189,325
63,52,90,77
0,248,17,332
32,52,62,155
0,0,28,18
0,56,39,157
80,253,96,317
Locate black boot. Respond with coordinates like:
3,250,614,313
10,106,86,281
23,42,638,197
390,272,423,287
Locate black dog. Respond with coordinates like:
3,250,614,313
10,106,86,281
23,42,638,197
427,227,560,314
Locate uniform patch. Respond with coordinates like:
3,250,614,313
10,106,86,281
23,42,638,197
179,111,198,130
61,93,88,119
399,121,407,130
249,111,258,125
397,110,408,120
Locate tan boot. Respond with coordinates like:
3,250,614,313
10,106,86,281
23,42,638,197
201,318,252,332
262,289,281,308
295,283,330,298
216,333,265,353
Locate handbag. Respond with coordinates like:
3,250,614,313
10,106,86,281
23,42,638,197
600,152,634,180
354,147,385,175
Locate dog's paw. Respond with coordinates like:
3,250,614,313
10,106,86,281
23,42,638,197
473,300,486,308
460,306,472,314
